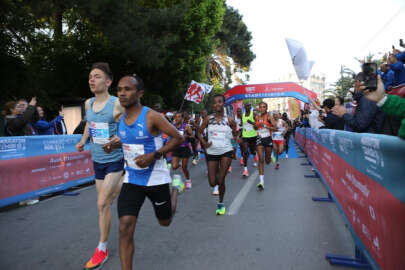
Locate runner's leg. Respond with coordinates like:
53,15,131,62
119,216,137,270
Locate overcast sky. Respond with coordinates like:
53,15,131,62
227,0,405,87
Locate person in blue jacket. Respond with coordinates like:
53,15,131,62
34,106,56,135
388,54,405,86
378,63,394,91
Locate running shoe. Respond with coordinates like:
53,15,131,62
257,183,264,191
216,204,226,215
272,156,276,163
172,175,185,194
242,168,249,177
212,185,219,195
192,159,198,166
286,154,289,159
275,163,280,170
228,166,232,173
185,180,192,189
84,248,108,270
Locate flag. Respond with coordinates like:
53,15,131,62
184,80,213,104
285,38,314,81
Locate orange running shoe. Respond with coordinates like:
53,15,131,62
84,248,108,269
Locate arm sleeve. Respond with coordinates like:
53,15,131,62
34,120,52,131
343,99,378,132
389,61,404,71
381,95,405,119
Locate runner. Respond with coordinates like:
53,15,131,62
235,107,244,166
241,103,258,177
189,112,201,165
255,102,276,190
75,62,125,270
104,75,185,270
271,111,288,170
282,112,293,159
171,112,193,189
197,94,238,215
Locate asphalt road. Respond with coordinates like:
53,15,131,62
0,141,357,270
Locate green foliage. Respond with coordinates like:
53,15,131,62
1,0,228,115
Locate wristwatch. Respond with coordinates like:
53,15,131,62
153,151,163,160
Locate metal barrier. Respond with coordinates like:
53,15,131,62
295,128,405,270
0,135,94,207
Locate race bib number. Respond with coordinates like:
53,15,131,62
89,122,110,144
258,128,270,138
123,144,147,170
210,131,226,147
272,131,283,141
244,123,253,131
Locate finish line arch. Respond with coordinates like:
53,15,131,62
224,82,318,105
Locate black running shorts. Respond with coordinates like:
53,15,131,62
172,146,192,158
206,150,234,161
256,136,273,148
118,183,172,220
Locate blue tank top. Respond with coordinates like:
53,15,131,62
118,106,171,186
86,96,123,163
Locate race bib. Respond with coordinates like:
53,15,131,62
89,122,110,144
210,131,226,147
244,123,253,131
123,144,147,170
258,128,270,138
272,131,283,141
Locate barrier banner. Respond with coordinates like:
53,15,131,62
0,135,94,207
295,128,405,270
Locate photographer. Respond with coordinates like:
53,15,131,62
332,73,384,134
360,76,405,139
3,97,38,136
319,98,345,130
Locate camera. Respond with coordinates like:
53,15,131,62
400,39,405,48
358,63,377,92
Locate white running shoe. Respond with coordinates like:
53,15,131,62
212,185,219,195
286,154,288,159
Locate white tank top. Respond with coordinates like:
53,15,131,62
207,115,233,155
272,119,285,141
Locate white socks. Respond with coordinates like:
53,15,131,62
259,175,264,184
98,241,107,252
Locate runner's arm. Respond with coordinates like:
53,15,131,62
152,112,184,155
197,117,210,148
228,116,239,138
113,99,125,122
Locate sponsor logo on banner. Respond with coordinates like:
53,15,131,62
338,137,353,155
245,86,256,93
360,136,384,181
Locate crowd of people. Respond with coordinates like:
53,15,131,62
2,98,68,136
292,47,405,140
2,53,403,270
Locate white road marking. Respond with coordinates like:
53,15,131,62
227,170,259,215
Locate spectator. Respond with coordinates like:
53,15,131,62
378,63,394,90
360,76,405,139
332,76,385,134
53,105,67,135
34,106,55,135
334,96,344,106
388,54,405,86
2,97,38,136
320,98,345,130
308,98,325,129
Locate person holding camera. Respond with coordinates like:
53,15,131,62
3,97,38,136
360,76,405,139
319,98,345,130
332,73,385,134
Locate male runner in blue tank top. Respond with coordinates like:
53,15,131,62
103,75,185,270
75,62,125,270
